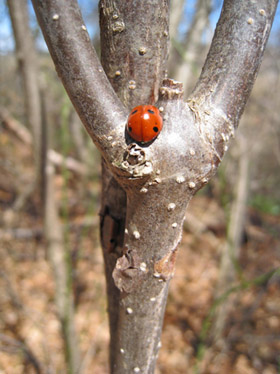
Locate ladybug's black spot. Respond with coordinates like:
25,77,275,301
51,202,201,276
131,109,138,114
153,126,159,133
128,126,132,132
148,109,155,114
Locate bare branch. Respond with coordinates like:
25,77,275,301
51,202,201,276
0,106,32,145
189,0,278,127
0,333,43,374
0,107,86,175
99,0,170,108
47,149,87,175
31,0,127,160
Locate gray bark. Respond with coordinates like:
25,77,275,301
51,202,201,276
31,0,278,372
98,2,170,371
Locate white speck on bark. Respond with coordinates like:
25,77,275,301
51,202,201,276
140,187,148,194
189,148,196,156
138,47,147,55
140,262,147,272
129,82,136,90
176,176,185,184
167,203,176,211
154,177,161,184
112,20,125,33
133,231,140,239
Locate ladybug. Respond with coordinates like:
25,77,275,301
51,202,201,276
127,105,163,143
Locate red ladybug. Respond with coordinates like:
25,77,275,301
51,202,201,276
127,105,163,143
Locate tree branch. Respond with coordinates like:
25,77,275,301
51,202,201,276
189,0,278,127
0,333,43,374
99,0,170,108
31,0,127,161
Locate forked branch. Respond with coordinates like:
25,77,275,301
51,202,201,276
31,0,128,162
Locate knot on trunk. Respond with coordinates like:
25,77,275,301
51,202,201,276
154,246,178,281
121,143,153,178
159,79,184,100
112,249,148,293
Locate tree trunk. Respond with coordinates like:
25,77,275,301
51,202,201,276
98,1,173,371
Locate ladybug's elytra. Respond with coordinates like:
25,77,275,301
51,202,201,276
127,105,163,143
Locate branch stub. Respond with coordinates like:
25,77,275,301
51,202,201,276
159,79,184,100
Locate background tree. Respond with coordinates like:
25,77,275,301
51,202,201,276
169,0,213,96
7,0,42,210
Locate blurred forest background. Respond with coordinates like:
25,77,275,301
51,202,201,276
0,1,280,373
